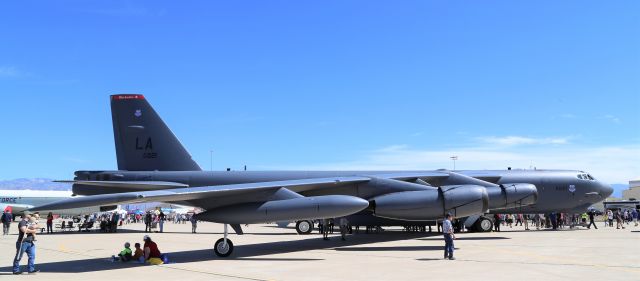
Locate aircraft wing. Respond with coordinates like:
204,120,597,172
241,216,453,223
29,176,370,211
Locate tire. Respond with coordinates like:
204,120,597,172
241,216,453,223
475,217,493,232
296,220,313,234
214,238,234,257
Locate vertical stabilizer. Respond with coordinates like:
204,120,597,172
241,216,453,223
110,94,201,171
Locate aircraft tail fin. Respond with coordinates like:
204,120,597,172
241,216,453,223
110,94,202,171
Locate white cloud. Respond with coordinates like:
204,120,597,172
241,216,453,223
478,136,569,146
603,115,621,123
270,143,640,184
0,66,21,77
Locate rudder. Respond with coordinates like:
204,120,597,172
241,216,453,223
110,94,201,171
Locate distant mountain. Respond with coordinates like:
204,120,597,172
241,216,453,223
610,183,629,198
0,178,71,191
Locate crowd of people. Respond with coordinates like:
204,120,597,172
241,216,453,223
491,209,638,231
5,207,638,271
603,208,638,229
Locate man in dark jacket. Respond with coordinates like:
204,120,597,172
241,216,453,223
144,212,152,233
2,211,13,235
587,210,598,229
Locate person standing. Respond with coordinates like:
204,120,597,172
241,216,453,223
13,214,39,274
328,218,334,234
2,210,13,235
111,212,119,233
322,218,330,240
515,214,523,226
615,210,625,229
549,213,558,230
339,217,349,241
46,213,54,234
493,214,501,232
607,209,614,227
442,213,456,260
190,214,197,234
158,211,165,233
144,212,152,233
523,214,530,230
632,209,638,227
587,210,598,229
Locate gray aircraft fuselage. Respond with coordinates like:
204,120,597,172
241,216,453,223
76,168,612,215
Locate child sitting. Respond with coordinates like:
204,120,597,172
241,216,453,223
131,243,144,263
111,242,133,262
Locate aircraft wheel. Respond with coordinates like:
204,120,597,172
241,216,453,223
476,217,493,232
296,220,313,235
214,238,234,257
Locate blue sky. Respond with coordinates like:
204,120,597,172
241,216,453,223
0,1,638,183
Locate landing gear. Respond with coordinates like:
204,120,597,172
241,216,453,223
475,217,493,232
214,224,234,257
295,220,314,235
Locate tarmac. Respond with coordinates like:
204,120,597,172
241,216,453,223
1,220,638,281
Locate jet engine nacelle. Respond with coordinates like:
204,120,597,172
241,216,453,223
198,195,369,224
423,171,538,210
486,183,538,210
370,185,489,220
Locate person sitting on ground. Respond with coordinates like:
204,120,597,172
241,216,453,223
112,242,133,262
132,243,144,263
143,235,163,265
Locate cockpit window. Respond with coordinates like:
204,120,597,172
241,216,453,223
577,173,595,181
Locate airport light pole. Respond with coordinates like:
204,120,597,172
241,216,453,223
450,156,458,171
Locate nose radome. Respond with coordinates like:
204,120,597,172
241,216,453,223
599,182,614,198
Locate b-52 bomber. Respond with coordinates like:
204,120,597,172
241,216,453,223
31,94,613,257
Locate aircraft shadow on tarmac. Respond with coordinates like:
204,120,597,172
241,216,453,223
334,246,459,251
1,232,437,273
38,229,293,236
417,236,510,241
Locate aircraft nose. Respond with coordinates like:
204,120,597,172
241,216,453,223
599,182,614,198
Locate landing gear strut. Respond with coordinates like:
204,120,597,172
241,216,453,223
214,224,234,257
295,220,314,235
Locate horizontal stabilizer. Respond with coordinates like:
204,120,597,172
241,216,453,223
56,180,188,189
55,180,189,196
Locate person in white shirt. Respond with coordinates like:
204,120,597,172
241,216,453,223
442,213,456,260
